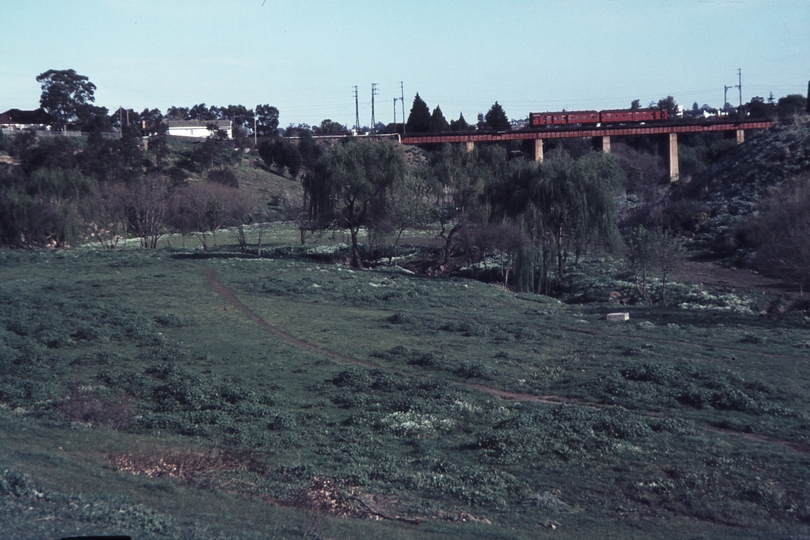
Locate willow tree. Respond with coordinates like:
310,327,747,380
488,151,624,294
430,144,507,268
302,139,406,268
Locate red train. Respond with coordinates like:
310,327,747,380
529,107,668,128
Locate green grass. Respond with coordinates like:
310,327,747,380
1,244,810,538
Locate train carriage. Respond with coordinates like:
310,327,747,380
530,107,668,128
566,110,600,124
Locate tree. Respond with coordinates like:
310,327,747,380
484,102,511,131
298,130,322,170
488,152,624,294
380,169,434,264
656,96,678,118
431,144,505,268
259,138,302,178
303,139,406,268
746,174,810,293
450,112,469,132
122,174,172,248
189,103,215,120
624,226,685,306
405,93,431,134
36,69,97,131
166,106,190,121
255,104,280,137
630,99,641,110
430,106,450,133
745,96,772,119
315,119,346,134
777,94,807,119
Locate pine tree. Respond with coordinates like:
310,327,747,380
405,93,431,133
484,101,510,131
450,112,469,132
430,105,450,132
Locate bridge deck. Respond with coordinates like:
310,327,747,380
401,120,774,145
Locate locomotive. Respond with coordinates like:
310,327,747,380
529,107,668,128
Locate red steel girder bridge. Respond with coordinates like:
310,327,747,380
401,119,775,181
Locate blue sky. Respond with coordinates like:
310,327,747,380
1,0,807,128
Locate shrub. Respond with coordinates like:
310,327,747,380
61,385,134,430
207,167,239,188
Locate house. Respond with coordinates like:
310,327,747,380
166,119,232,139
0,108,51,131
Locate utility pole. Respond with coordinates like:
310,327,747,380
253,108,257,147
393,97,398,124
724,85,733,108
353,86,360,133
400,81,405,131
371,83,378,134
736,68,742,108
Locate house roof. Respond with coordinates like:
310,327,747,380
0,108,51,125
167,119,231,129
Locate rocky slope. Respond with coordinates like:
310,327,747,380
673,116,810,253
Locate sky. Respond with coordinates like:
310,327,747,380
1,0,808,129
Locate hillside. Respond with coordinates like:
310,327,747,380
673,116,810,254
1,241,810,539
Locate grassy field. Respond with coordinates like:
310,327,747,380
2,234,810,539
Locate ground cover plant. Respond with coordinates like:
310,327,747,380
1,240,810,539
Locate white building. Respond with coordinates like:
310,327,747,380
167,119,232,139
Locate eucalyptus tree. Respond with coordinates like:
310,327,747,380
303,139,406,268
36,69,97,131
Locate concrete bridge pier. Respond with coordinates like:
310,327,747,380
592,135,611,153
667,132,679,182
465,141,475,153
736,129,745,144
533,139,544,162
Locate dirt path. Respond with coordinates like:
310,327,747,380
202,264,810,455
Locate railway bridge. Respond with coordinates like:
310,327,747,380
401,120,775,182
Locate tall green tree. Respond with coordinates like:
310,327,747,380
777,94,807,119
405,93,431,133
450,112,469,132
430,105,450,132
430,144,507,267
484,101,511,131
656,95,679,118
488,151,624,294
315,119,347,134
255,104,280,137
303,140,406,268
36,69,97,131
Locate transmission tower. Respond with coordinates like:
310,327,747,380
724,85,733,108
736,68,742,108
371,83,378,133
400,81,405,130
393,97,398,124
353,86,360,132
